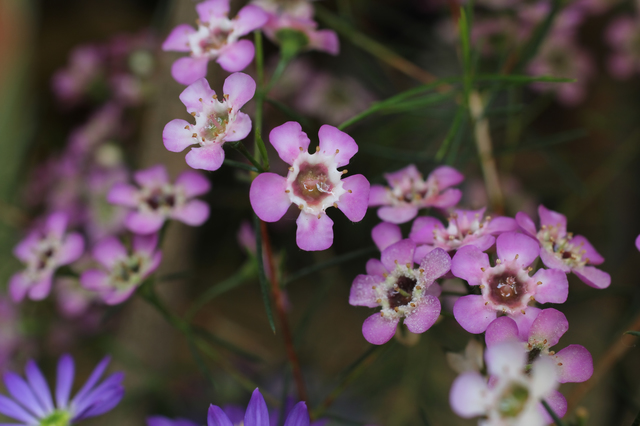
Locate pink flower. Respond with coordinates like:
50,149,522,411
250,122,370,251
51,44,104,106
409,207,517,263
162,74,256,171
107,164,211,235
10,213,85,302
162,0,268,84
368,165,464,224
450,342,567,425
516,204,610,289
486,308,593,383
636,234,640,251
605,16,640,79
55,277,102,319
80,234,162,305
451,232,569,334
349,240,450,345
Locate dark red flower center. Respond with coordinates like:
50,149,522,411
488,272,526,307
292,162,333,206
145,189,175,211
388,275,417,309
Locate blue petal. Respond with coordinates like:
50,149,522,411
284,402,309,426
207,405,233,426
244,389,269,426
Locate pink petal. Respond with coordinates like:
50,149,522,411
362,313,398,345
179,78,216,113
171,200,210,226
171,57,209,86
249,173,291,222
404,295,440,334
125,211,165,235
134,165,169,188
233,5,269,37
412,244,434,264
540,248,570,272
450,245,489,286
186,144,225,171
80,269,110,291
371,222,402,252
309,29,340,55
636,234,640,251
365,258,387,277
216,40,255,72
381,239,415,272
175,171,211,197
196,0,230,21
485,216,517,235
427,188,462,209
569,235,604,265
409,216,441,245
467,235,496,252
554,345,593,383
515,211,538,238
133,233,159,257
162,24,196,52
107,183,139,207
57,233,85,265
46,212,69,239
269,121,310,165
223,72,256,109
163,119,195,153
511,306,540,340
538,205,567,236
385,164,420,185
9,272,30,302
429,166,464,189
296,212,334,251
92,237,127,269
337,174,370,222
103,288,137,305
485,341,527,376
318,125,358,167
529,308,568,348
368,185,390,206
572,265,611,289
485,316,520,347
13,233,39,263
377,205,418,224
419,248,451,283
496,232,539,267
453,295,496,334
349,275,381,308
224,112,252,142
532,268,568,304
28,275,54,301
449,372,488,418
540,390,567,423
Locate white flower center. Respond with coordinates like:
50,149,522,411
374,263,426,319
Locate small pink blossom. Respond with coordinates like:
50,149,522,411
51,44,104,106
368,165,464,224
108,164,211,235
55,277,102,319
451,232,569,334
636,234,640,251
486,309,594,383
250,122,370,251
516,204,610,289
349,240,450,345
162,0,268,85
162,74,256,171
10,213,85,302
605,16,640,79
80,234,162,305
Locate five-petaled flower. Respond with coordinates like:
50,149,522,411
250,122,370,251
108,164,211,235
451,232,569,334
10,212,85,302
162,74,256,172
516,204,610,289
368,164,464,224
162,0,268,85
349,239,450,345
80,234,162,305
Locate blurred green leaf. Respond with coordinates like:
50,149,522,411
254,215,276,333
624,331,640,338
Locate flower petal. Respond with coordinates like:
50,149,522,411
539,389,567,424
25,360,54,412
533,268,568,304
0,394,39,423
125,212,165,235
162,24,196,52
540,248,570,272
308,29,340,55
450,245,489,286
449,371,488,418
233,5,269,37
368,185,391,206
318,125,358,167
217,40,255,73
223,72,256,109
485,216,517,235
511,306,540,340
554,345,593,383
250,173,291,222
132,233,159,257
92,237,127,269
377,205,418,224
58,233,85,265
28,275,53,301
186,145,226,172
453,295,496,334
371,222,402,252
107,183,139,207
3,372,46,417
496,232,539,267
349,275,381,308
284,402,310,426
427,188,462,209
80,270,111,291
529,308,568,348
569,234,604,265
419,247,451,284
538,205,567,236
381,239,415,271
515,211,538,238
572,265,611,289
412,244,434,264
134,165,169,188
207,405,233,426
269,122,310,165
362,313,398,345
485,341,527,378
224,111,252,142
365,258,387,277
171,57,209,86
404,295,440,334
196,0,229,21
46,212,68,239
409,216,441,245
485,316,520,347
175,171,211,198
163,119,195,153
56,354,75,409
171,200,210,226
337,174,370,222
9,272,30,302
429,165,464,189
244,389,269,426
296,212,334,251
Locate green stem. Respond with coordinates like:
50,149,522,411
253,30,269,170
541,399,567,426
230,142,264,173
223,159,259,173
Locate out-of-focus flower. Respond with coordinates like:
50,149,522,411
108,164,211,235
449,342,567,425
83,163,129,244
0,355,124,425
446,339,485,374
80,234,162,305
147,417,199,426
368,165,464,224
55,277,102,319
516,205,610,289
10,212,85,302
250,122,370,251
606,16,640,79
636,234,640,251
451,232,568,334
409,207,517,263
52,44,104,106
349,240,449,345
162,74,255,171
486,308,593,383
162,0,268,84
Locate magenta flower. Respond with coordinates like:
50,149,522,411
349,240,450,345
636,234,640,251
107,164,211,235
162,0,268,84
486,308,593,383
162,74,256,171
451,232,569,334
10,212,84,303
409,207,517,263
250,122,370,251
606,16,640,79
368,165,464,224
80,234,162,305
516,204,610,289
450,342,567,426
55,277,102,319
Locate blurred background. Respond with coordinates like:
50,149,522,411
2,0,640,424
